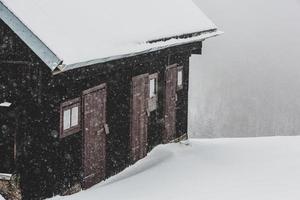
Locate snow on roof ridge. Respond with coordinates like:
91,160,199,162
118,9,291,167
0,0,219,71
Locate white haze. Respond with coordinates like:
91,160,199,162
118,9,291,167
189,0,300,138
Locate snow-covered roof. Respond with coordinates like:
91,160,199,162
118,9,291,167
0,0,220,72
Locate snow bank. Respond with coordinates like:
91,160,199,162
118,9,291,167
0,195,4,200
0,0,217,68
51,136,300,200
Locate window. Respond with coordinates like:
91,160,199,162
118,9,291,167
60,98,81,138
177,66,183,90
63,106,79,130
149,73,158,112
71,106,79,126
150,77,157,98
63,109,71,130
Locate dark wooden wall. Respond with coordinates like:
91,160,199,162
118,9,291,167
0,18,201,199
1,19,55,199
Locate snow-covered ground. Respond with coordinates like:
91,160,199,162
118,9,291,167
51,136,300,200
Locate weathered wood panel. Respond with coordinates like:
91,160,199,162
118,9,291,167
130,74,149,163
82,84,107,189
174,55,190,139
0,107,15,173
0,19,35,63
163,65,178,143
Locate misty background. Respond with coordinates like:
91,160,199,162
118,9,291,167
189,0,300,138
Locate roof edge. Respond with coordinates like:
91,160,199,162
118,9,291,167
59,30,222,73
0,1,62,71
148,29,218,44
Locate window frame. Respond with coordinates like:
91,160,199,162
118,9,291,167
177,66,184,90
148,73,159,112
60,97,81,138
149,73,158,98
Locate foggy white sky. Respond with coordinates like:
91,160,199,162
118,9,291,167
189,0,300,137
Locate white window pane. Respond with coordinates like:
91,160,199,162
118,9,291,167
178,70,183,86
63,109,71,130
150,78,156,97
71,106,79,127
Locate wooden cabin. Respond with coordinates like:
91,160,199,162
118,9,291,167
0,0,220,199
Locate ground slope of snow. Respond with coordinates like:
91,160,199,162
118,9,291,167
0,195,3,200
51,136,300,200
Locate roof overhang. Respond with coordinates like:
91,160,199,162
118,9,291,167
56,30,222,73
0,1,62,71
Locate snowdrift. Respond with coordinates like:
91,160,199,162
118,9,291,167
51,136,300,200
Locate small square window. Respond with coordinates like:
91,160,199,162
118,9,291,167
150,78,157,98
177,67,183,90
60,98,81,138
63,106,79,131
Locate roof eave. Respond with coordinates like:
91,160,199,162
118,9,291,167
0,2,62,71
59,30,222,73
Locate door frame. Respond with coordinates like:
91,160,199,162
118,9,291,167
130,73,149,163
163,64,178,143
82,83,107,189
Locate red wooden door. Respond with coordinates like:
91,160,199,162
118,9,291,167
164,65,177,143
130,74,149,163
82,84,107,189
